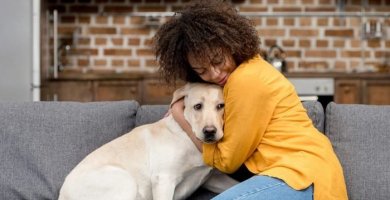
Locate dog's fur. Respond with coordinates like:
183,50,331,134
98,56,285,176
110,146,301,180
58,83,237,200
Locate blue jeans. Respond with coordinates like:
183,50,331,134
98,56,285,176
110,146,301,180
212,175,313,200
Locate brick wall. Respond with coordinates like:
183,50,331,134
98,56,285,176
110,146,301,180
45,0,390,74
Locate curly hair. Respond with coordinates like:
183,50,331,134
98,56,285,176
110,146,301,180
153,0,260,85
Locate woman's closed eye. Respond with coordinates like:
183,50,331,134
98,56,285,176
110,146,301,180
194,68,207,75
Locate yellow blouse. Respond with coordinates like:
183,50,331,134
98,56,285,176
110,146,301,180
203,55,348,200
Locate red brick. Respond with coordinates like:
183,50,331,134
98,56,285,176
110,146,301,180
305,50,336,57
77,58,90,66
299,40,311,47
89,27,116,35
78,16,91,24
316,40,328,48
128,38,141,46
333,40,345,48
317,18,328,26
104,6,133,13
112,59,125,67
285,50,302,57
130,16,146,25
61,16,76,23
111,38,124,46
121,28,150,35
266,18,278,26
73,48,98,56
305,7,336,12
290,29,319,37
334,61,347,70
333,18,347,26
283,18,295,26
70,5,98,13
325,29,354,37
282,40,295,47
264,39,277,46
367,40,381,48
94,59,107,66
137,5,166,12
104,49,132,56
95,38,107,45
238,6,267,12
136,49,154,56
298,61,329,69
113,16,126,24
273,7,302,12
258,29,286,37
96,16,108,24
145,59,158,67
299,18,312,26
341,50,370,58
127,59,140,67
58,26,77,35
78,38,90,46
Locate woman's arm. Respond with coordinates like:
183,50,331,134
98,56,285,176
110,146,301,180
171,99,203,152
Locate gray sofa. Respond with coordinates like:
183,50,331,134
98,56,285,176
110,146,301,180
0,100,389,200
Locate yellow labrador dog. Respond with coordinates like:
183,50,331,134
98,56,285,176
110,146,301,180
58,83,237,200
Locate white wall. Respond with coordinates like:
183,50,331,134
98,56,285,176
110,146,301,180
0,0,33,102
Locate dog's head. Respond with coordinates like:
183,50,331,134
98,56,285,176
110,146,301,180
171,83,224,143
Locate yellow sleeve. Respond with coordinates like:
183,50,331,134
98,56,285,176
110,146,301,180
203,67,278,173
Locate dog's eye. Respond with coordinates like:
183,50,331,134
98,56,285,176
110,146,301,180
194,103,202,110
216,103,224,110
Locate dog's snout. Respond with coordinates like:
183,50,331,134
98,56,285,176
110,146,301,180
203,126,217,135
203,126,217,142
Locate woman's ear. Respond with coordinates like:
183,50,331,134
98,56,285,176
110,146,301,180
170,83,190,108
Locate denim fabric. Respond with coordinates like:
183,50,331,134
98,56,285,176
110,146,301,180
212,175,313,200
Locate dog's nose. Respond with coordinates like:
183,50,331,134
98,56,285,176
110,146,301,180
203,126,217,141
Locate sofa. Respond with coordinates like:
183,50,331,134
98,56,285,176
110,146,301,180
0,100,389,200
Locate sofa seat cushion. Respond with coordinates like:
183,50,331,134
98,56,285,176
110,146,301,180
0,101,139,199
325,102,390,200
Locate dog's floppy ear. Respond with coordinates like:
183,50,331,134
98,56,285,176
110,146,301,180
170,83,190,108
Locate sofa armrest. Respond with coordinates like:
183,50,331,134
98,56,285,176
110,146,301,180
0,101,139,199
325,102,390,200
302,101,324,133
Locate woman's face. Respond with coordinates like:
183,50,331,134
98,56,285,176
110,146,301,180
187,51,237,86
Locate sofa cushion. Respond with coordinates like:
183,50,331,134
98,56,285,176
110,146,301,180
135,104,169,126
325,102,390,200
0,101,139,199
302,100,324,133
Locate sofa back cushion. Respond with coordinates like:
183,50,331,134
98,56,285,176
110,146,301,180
135,101,324,133
0,101,138,199
325,102,390,200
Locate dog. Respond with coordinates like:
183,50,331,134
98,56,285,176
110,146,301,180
58,83,238,200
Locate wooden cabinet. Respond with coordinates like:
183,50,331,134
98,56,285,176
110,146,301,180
42,72,390,105
141,79,184,104
335,80,361,104
41,76,183,104
42,80,94,102
93,80,140,101
363,80,390,105
335,78,390,105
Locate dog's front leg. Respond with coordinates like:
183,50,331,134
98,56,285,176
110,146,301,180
151,174,179,200
202,169,239,194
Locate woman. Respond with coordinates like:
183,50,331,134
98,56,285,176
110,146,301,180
153,0,348,199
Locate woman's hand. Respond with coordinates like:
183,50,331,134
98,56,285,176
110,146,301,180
171,99,203,152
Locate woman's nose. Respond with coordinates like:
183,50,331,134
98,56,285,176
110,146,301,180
209,66,221,80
